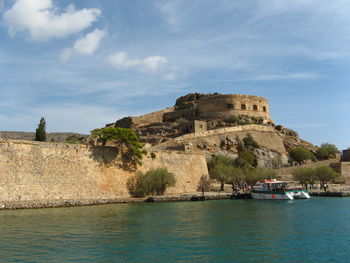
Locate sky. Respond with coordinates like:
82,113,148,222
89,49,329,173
1,0,350,149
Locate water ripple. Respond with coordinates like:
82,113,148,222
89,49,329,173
0,198,350,262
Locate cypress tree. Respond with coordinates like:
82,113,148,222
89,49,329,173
35,117,46,141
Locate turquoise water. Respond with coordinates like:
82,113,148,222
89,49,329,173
0,198,350,262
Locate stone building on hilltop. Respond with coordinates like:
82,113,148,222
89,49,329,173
163,93,273,124
107,93,275,143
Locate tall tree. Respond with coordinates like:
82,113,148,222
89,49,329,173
35,117,46,142
208,155,234,191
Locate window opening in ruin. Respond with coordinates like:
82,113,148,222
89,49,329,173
199,125,203,129
263,106,267,112
253,105,258,111
227,104,234,109
241,104,246,110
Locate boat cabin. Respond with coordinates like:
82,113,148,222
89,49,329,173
254,179,288,191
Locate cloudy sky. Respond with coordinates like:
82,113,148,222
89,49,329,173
1,0,350,149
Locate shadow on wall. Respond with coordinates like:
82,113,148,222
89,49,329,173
89,145,120,166
89,145,138,171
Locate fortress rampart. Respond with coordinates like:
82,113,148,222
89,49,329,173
112,93,274,131
0,139,207,203
196,94,271,122
163,93,273,123
112,107,175,129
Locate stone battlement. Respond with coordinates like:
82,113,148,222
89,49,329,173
112,93,273,131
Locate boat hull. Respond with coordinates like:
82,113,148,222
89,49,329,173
251,191,294,200
292,191,310,199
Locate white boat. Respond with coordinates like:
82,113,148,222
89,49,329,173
251,179,310,200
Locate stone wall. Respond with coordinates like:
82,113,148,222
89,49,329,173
0,139,207,202
340,162,350,184
196,94,272,122
193,120,207,133
115,107,175,129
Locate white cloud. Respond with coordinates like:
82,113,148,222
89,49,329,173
74,29,106,55
61,29,106,61
107,52,167,74
3,0,101,41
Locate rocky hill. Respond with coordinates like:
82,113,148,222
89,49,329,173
106,93,321,168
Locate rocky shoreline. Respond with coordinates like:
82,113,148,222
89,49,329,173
2,190,350,210
309,191,350,197
0,192,233,210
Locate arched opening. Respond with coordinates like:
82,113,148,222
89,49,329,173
241,104,246,110
253,105,258,111
263,106,267,112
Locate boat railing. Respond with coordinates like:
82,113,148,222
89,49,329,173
269,187,306,191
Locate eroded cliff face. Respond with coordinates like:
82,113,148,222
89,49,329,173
0,139,207,202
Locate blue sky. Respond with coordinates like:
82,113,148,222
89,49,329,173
1,0,350,149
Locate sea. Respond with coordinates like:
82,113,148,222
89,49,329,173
0,197,349,262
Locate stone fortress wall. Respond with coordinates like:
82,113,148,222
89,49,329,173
111,93,273,131
110,107,175,129
0,139,207,202
196,94,272,122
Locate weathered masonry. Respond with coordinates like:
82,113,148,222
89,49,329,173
336,150,350,184
111,93,274,130
195,94,272,122
0,139,208,202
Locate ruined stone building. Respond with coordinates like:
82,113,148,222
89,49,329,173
107,93,274,143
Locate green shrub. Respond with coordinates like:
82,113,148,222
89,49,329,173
91,127,144,168
65,134,85,144
243,133,260,149
290,147,313,163
238,120,251,125
233,150,257,168
227,115,239,124
245,168,277,185
127,168,176,197
292,167,317,185
150,152,157,159
315,166,340,185
225,167,246,185
208,155,233,169
292,166,340,186
317,143,339,160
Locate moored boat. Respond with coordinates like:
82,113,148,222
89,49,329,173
251,179,310,200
